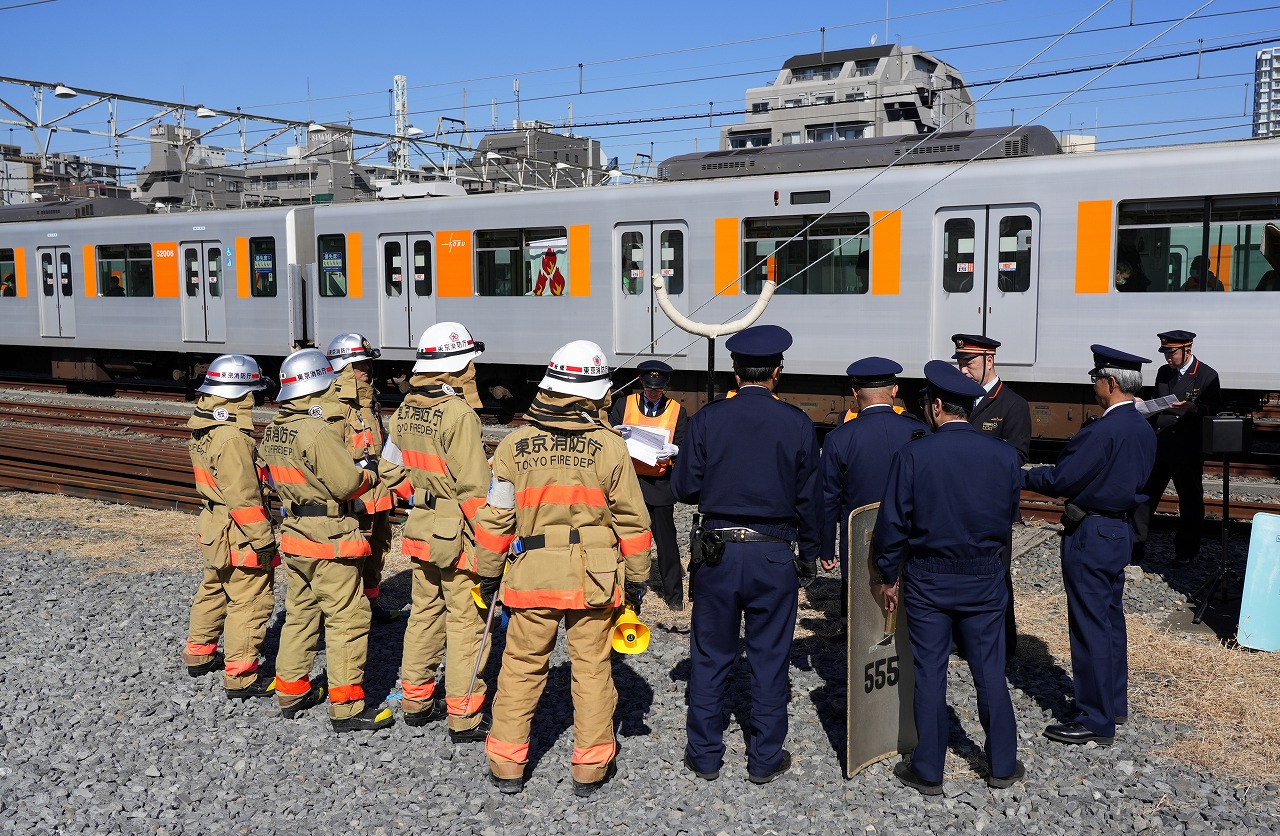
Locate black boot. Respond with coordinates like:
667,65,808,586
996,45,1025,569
186,652,224,678
279,683,326,719
403,697,446,727
449,714,491,743
332,705,395,733
226,675,275,700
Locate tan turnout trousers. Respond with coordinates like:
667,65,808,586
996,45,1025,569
185,563,274,689
488,607,617,784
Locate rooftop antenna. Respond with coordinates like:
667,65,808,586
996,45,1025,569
885,0,890,45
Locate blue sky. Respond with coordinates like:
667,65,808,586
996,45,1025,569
1,0,1276,178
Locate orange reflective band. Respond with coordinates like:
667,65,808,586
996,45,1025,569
619,531,653,557
329,683,365,704
401,538,431,561
364,495,393,514
461,496,486,520
403,449,448,474
192,468,216,488
472,524,515,555
499,586,620,610
485,737,530,765
336,538,372,559
364,587,380,599
268,465,307,485
280,534,332,559
228,548,269,569
447,694,485,716
516,485,606,509
572,741,617,766
230,505,269,525
186,641,218,656
224,659,259,676
257,466,270,483
401,680,437,700
273,675,312,696
352,431,374,449
392,480,414,500
349,473,373,499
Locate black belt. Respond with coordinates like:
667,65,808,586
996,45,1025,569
1077,505,1130,520
708,527,793,545
290,501,355,518
513,531,580,555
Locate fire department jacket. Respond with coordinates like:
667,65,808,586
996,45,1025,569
187,394,275,569
378,378,496,575
334,370,393,515
472,393,653,609
258,388,376,560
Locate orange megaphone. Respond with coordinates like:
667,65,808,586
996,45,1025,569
611,605,650,654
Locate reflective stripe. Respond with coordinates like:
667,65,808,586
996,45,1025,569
337,538,372,558
281,534,372,560
350,472,373,499
391,480,413,500
501,586,621,609
516,485,606,509
619,531,653,557
572,741,617,766
403,449,448,474
402,680,437,700
622,394,680,477
186,641,218,656
329,683,365,704
363,494,393,514
192,467,216,488
229,548,270,569
273,675,311,696
230,505,269,525
224,658,259,676
473,524,515,555
460,496,485,520
352,430,374,449
401,538,431,561
485,736,530,764
268,465,307,485
257,466,270,483
446,694,485,716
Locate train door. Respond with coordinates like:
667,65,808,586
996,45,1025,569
614,221,689,358
180,240,227,344
377,233,436,350
37,246,76,337
934,205,1040,364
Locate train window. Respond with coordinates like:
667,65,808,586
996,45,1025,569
98,244,153,297
413,240,432,296
207,248,222,298
41,252,54,297
743,213,870,294
0,249,14,298
621,231,644,295
318,234,348,297
184,247,200,297
995,215,1032,293
60,252,73,297
383,240,403,298
660,230,684,295
476,226,569,297
942,218,976,293
250,237,277,297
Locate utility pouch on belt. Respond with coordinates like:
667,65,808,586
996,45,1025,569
700,530,727,567
1061,501,1087,535
689,513,704,567
577,525,622,608
425,498,464,569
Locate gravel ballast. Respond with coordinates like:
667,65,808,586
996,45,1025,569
0,497,1278,835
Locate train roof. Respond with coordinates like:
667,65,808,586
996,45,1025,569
0,197,149,225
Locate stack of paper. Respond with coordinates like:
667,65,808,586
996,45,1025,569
618,424,671,466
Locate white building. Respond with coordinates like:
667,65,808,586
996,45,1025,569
1255,47,1280,138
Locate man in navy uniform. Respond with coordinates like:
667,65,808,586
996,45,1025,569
672,324,821,784
1025,345,1156,745
610,360,689,609
820,357,924,626
1130,330,1220,564
874,361,1023,795
952,334,1032,464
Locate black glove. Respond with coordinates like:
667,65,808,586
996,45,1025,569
478,575,502,609
624,581,647,614
795,558,818,588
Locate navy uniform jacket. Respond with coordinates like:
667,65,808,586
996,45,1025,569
1024,402,1156,513
874,421,1022,585
609,393,688,506
970,380,1032,465
672,386,822,563
820,405,925,559
1148,358,1220,463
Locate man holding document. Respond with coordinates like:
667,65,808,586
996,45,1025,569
611,360,689,609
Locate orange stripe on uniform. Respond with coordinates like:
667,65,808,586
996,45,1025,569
619,531,653,557
268,465,307,485
363,495,393,514
401,538,431,561
337,538,372,559
352,431,374,449
486,737,530,764
403,449,448,474
273,675,312,696
402,680,437,700
192,468,216,487
230,505,268,525
472,524,514,555
391,480,413,500
224,659,259,676
280,535,332,559
500,586,613,610
516,485,606,509
461,496,486,520
329,683,365,704
447,694,485,716
572,741,617,766
186,641,218,656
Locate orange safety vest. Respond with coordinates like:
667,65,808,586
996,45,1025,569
622,393,680,477
842,404,907,424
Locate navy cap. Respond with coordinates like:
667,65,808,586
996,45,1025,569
951,333,1001,359
726,324,792,365
923,359,986,403
637,359,672,387
1156,330,1196,353
846,356,902,387
1090,344,1152,372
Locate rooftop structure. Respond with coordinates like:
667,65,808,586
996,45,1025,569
1255,47,1280,138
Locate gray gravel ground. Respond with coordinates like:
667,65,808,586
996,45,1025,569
1,501,1279,835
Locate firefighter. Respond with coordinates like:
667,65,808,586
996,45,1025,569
325,332,399,623
182,354,277,699
378,322,499,741
259,348,393,733
475,340,653,797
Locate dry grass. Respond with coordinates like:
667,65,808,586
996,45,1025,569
1017,587,1280,785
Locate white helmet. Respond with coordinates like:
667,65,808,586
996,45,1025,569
325,332,381,371
413,321,484,374
539,340,612,400
197,354,266,398
277,348,335,402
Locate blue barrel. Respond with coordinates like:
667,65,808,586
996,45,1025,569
1238,512,1280,652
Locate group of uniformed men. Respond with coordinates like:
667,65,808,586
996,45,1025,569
180,317,1217,795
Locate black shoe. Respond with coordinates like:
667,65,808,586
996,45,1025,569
488,771,524,794
331,705,395,733
665,594,685,611
1044,722,1113,746
226,675,275,700
987,761,1025,789
1116,713,1128,726
572,759,617,798
186,652,224,678
748,750,792,784
894,760,943,796
279,684,326,719
683,753,720,781
403,697,446,727
370,603,402,623
449,714,491,743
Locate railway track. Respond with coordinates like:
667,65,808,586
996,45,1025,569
1020,490,1277,525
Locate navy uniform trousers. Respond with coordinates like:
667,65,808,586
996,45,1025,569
686,540,798,778
906,565,1017,784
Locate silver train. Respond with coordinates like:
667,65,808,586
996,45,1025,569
2,126,1277,435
